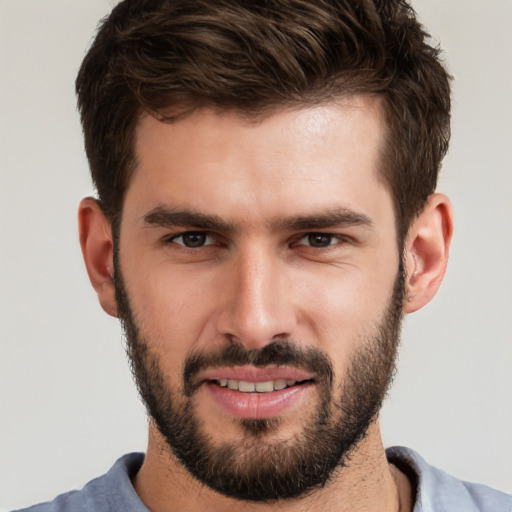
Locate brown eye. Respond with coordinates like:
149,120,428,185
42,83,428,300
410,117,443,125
307,234,333,247
172,232,213,248
296,233,336,248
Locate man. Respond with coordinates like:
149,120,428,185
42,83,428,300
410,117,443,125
15,0,511,511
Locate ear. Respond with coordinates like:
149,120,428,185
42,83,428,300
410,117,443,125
78,197,118,317
403,193,453,314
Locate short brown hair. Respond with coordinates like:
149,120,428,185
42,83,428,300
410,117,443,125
76,0,451,240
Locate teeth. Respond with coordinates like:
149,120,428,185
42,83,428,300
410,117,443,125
238,381,256,392
274,379,287,390
216,379,302,393
255,381,274,392
227,379,239,390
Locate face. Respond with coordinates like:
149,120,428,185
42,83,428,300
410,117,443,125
115,98,404,501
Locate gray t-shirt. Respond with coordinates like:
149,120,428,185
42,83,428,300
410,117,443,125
14,446,512,511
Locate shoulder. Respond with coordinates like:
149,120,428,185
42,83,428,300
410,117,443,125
12,453,146,512
386,446,512,512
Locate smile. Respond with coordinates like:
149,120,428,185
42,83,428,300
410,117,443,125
214,378,306,393
195,365,316,418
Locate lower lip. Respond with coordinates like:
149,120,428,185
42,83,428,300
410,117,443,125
204,381,313,419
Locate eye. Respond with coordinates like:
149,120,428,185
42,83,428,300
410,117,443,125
170,231,215,248
295,233,340,248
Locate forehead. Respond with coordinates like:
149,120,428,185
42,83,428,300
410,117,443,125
126,97,391,228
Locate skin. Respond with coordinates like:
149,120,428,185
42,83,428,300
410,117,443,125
79,95,453,512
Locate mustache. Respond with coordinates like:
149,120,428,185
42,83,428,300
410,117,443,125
183,341,333,395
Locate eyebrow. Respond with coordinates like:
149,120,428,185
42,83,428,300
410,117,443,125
272,208,373,231
143,207,235,232
142,206,373,232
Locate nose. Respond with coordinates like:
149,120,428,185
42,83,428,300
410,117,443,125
215,246,298,349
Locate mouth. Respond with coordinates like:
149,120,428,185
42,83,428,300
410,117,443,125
196,365,315,392
212,378,310,393
197,366,315,419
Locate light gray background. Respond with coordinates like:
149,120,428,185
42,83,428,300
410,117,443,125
1,1,511,509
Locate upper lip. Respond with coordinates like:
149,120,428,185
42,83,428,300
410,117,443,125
196,365,315,384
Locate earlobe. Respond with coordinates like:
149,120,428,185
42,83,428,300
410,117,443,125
403,193,453,314
78,197,118,317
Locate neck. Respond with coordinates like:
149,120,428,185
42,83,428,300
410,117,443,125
133,420,413,512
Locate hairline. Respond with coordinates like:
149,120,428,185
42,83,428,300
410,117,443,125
111,91,405,236
107,92,411,263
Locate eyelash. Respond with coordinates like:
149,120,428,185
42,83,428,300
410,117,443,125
166,231,218,248
164,231,351,250
293,233,350,248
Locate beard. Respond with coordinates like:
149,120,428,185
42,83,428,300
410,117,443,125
114,251,405,502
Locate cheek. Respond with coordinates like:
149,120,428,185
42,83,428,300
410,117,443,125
295,256,399,358
124,261,221,358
